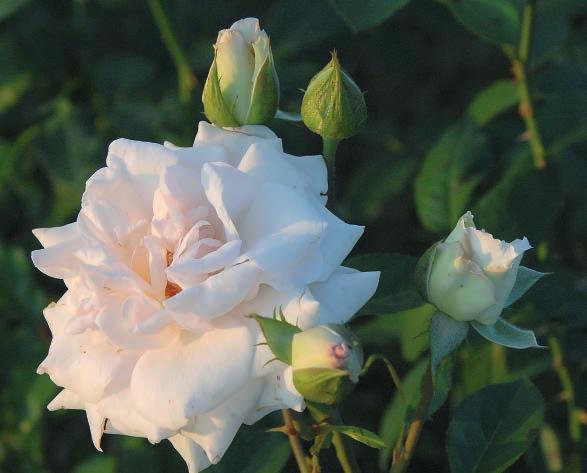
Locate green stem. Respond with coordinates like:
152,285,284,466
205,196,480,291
511,0,546,169
331,409,362,473
322,138,340,209
390,363,433,473
548,336,581,471
147,0,196,104
282,409,311,473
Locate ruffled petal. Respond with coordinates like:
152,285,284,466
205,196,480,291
37,301,140,403
164,261,259,329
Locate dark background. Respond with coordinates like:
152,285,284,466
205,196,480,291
1,0,586,472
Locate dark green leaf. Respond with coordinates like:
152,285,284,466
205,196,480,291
467,79,519,126
321,425,387,449
415,119,490,233
443,0,521,46
328,0,410,32
447,379,545,473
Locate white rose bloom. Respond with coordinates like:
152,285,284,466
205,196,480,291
426,211,531,325
32,121,379,472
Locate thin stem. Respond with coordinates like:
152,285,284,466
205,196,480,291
511,0,546,169
147,0,197,104
331,409,362,473
549,337,581,446
282,409,311,473
332,432,362,473
390,363,434,473
322,138,340,209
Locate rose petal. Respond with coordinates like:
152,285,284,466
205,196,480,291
169,435,211,473
182,380,263,464
310,268,381,324
130,318,256,431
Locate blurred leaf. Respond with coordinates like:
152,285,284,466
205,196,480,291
0,72,30,113
0,0,32,22
355,304,434,361
73,456,116,473
447,379,544,473
474,166,561,244
345,253,423,315
541,92,587,154
531,10,569,66
345,153,417,220
442,0,520,46
93,53,156,97
467,79,518,126
209,427,291,473
328,0,409,32
0,244,45,320
415,118,490,233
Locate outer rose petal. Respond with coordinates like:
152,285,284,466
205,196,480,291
130,319,256,431
310,268,381,324
194,121,279,167
182,380,264,464
170,435,212,473
244,366,304,425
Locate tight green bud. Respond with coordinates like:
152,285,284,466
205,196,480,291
292,324,363,404
301,52,367,140
202,18,279,126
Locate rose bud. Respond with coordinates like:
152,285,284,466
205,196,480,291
202,17,279,126
416,211,532,325
301,51,367,140
292,324,363,404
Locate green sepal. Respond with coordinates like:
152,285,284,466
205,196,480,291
414,240,440,301
505,266,550,307
253,311,301,365
429,311,468,378
202,55,240,127
472,318,543,349
246,47,279,124
293,367,354,405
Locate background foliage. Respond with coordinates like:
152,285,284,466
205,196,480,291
1,0,586,472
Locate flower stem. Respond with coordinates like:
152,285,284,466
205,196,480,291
331,408,362,473
390,363,433,473
147,0,196,104
549,336,582,472
282,409,311,473
511,0,546,169
322,138,340,209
